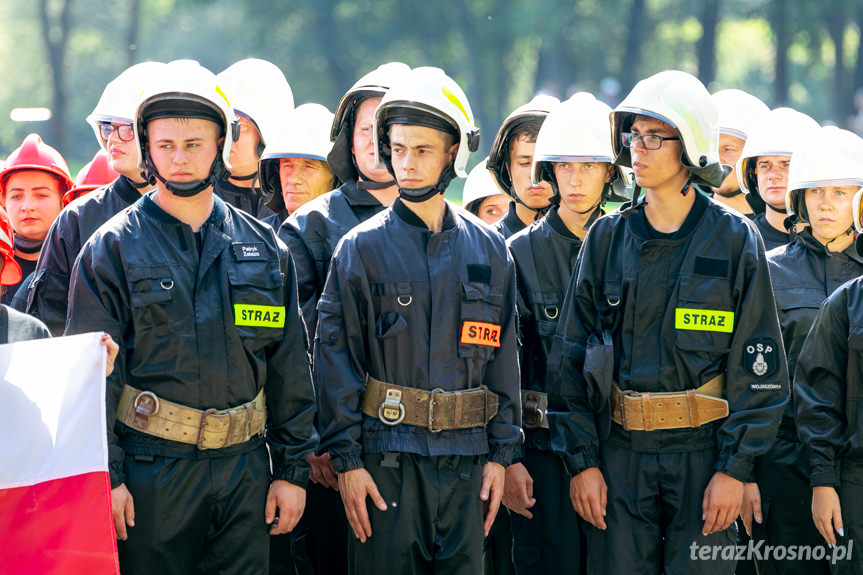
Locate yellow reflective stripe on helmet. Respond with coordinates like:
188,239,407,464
234,304,286,328
215,85,231,108
674,308,734,333
441,85,470,124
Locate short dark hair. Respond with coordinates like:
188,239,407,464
508,119,542,151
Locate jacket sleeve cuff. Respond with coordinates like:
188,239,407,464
715,452,754,483
272,460,311,489
489,444,516,468
810,466,840,488
109,446,125,489
560,446,600,477
331,451,364,473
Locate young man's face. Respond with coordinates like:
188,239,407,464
279,157,334,213
388,124,458,190
714,133,746,198
508,136,553,209
147,118,222,187
352,97,391,183
755,155,791,209
553,161,613,216
101,122,139,178
628,115,689,191
228,115,262,178
3,170,64,241
805,185,856,244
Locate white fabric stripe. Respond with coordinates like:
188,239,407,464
0,332,107,488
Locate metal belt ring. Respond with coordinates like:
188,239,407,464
397,295,412,307
378,402,405,426
543,306,559,320
160,279,174,290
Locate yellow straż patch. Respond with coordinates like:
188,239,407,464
674,308,734,333
235,304,285,328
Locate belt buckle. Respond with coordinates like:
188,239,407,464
197,408,220,450
132,391,159,430
618,390,640,432
428,388,445,433
523,392,544,429
378,389,405,426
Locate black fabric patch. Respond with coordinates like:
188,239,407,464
467,264,492,284
743,338,779,380
232,242,266,262
694,256,729,278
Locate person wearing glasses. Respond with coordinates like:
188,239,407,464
548,70,788,573
24,62,164,334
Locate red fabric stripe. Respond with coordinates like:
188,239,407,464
0,471,119,574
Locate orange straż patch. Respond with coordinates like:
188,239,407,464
460,321,501,347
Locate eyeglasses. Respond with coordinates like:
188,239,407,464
621,132,679,150
98,123,135,142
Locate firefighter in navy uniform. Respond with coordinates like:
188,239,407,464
314,67,521,575
548,70,789,574
505,92,627,574
65,60,317,575
487,95,559,239
215,58,294,219
278,62,409,345
709,89,769,218
788,128,863,575
260,103,338,229
736,107,820,251
742,126,863,574
482,93,557,575
272,63,409,575
25,61,164,335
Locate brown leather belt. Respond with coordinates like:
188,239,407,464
521,390,549,429
610,374,728,431
116,385,266,450
362,375,498,432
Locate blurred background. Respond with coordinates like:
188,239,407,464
2,0,863,181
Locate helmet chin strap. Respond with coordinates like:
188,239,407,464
398,165,455,203
354,157,396,191
766,202,788,215
230,170,258,181
145,153,224,198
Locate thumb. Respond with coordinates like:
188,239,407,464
834,507,845,538
125,497,135,527
368,482,388,511
265,491,277,524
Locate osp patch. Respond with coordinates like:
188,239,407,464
743,338,779,381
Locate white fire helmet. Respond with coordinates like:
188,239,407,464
487,93,560,197
611,70,727,188
711,89,770,141
216,58,294,153
133,60,238,197
259,103,335,209
87,61,167,152
736,107,820,198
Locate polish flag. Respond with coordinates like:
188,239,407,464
0,332,119,574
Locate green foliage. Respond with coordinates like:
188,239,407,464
2,0,863,182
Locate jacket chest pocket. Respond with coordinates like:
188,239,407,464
674,275,735,352
227,260,285,347
371,282,414,340
127,266,179,332
459,281,504,360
